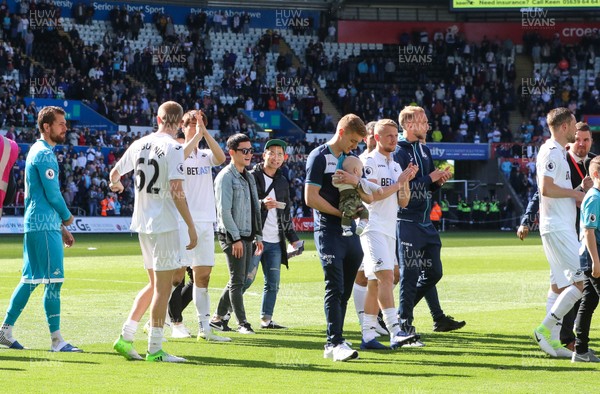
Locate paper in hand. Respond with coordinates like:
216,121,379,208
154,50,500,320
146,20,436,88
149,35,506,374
287,240,304,260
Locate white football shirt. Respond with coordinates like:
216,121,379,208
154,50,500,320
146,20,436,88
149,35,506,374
181,148,219,223
536,138,575,235
115,132,185,234
361,150,402,238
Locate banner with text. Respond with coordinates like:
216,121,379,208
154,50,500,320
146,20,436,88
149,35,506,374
293,218,314,232
8,1,319,30
428,143,490,160
338,20,600,45
2,216,316,233
0,216,133,234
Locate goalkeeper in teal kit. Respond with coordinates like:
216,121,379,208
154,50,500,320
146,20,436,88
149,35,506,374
0,106,82,352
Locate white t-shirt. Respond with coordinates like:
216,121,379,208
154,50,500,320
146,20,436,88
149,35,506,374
361,150,401,238
181,148,219,223
115,132,185,234
261,174,280,243
536,138,575,235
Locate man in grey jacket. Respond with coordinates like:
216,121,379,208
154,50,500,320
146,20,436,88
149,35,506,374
211,133,264,334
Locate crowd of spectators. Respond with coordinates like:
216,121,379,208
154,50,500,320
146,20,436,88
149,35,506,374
517,31,600,142
496,31,600,201
316,32,519,144
4,124,332,217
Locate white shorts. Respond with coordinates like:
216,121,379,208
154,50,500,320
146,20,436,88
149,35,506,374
139,230,182,272
541,230,585,288
179,221,215,267
360,231,397,280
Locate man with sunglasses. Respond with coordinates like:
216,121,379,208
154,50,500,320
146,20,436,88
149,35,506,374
212,133,263,334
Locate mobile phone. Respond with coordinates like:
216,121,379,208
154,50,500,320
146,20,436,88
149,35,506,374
275,201,286,209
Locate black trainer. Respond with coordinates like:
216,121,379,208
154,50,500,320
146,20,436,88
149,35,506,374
433,315,466,332
237,322,255,334
260,321,286,329
210,319,232,332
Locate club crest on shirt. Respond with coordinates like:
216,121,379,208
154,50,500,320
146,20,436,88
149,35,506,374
546,161,556,172
45,168,55,179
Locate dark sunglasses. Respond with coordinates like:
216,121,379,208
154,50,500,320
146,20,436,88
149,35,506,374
235,148,254,155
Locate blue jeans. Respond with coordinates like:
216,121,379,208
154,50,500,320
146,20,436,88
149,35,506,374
243,241,281,320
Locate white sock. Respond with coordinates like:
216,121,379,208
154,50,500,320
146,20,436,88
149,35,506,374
542,285,583,339
546,290,559,314
193,286,211,334
0,323,15,346
148,327,164,354
382,307,401,338
353,283,367,325
122,319,138,342
362,313,378,342
51,330,65,349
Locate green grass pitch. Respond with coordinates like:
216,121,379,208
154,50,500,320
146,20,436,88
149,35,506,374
0,231,598,393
